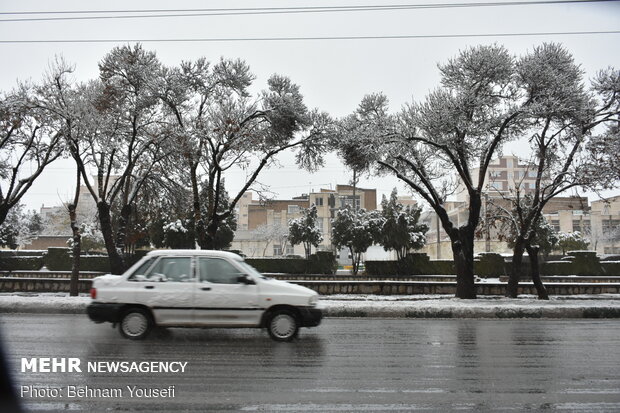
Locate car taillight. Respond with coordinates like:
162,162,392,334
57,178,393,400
90,288,97,299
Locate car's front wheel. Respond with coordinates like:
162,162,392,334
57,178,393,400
267,310,299,342
119,308,153,340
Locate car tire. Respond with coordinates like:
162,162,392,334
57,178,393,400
119,308,153,340
267,310,299,342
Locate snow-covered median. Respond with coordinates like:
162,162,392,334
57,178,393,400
0,293,619,318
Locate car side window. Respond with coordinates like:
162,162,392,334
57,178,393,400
144,257,193,282
128,258,155,281
198,258,243,284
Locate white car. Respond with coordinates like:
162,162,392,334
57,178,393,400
87,250,323,341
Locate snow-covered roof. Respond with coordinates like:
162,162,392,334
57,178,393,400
146,249,243,260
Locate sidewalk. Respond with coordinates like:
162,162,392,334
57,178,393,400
1,293,620,318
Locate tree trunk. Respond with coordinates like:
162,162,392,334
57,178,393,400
303,241,311,259
68,202,81,297
189,163,207,249
350,247,359,275
507,238,526,298
0,205,9,228
195,217,208,249
526,244,549,300
434,200,478,299
115,204,132,256
451,237,476,299
97,201,125,275
204,218,220,250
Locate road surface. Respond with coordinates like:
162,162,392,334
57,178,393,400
1,314,619,412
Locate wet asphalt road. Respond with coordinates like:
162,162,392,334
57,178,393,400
1,314,619,412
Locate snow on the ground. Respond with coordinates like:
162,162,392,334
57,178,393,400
0,293,90,313
0,293,619,317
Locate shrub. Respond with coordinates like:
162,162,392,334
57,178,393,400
365,254,455,276
44,248,72,271
474,253,507,277
0,256,43,271
246,252,336,274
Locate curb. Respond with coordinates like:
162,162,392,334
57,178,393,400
323,306,620,318
1,297,620,318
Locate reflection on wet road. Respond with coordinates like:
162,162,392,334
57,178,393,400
1,315,619,412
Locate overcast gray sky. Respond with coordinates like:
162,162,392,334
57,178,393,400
1,0,619,211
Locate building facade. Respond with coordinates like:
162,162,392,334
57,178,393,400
542,195,620,255
420,155,611,258
232,185,377,257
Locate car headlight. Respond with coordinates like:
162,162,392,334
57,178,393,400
308,295,318,306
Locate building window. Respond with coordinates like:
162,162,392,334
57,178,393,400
603,219,620,234
551,220,560,232
489,170,501,178
572,220,581,233
285,246,295,255
273,245,283,256
507,159,513,168
315,197,323,206
490,182,503,190
317,217,324,231
528,170,537,178
339,195,360,209
287,205,300,214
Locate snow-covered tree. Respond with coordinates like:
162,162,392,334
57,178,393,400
288,204,323,259
331,206,383,275
163,219,193,249
491,196,559,299
338,45,524,298
338,44,619,300
556,231,590,255
68,222,105,253
501,45,620,298
251,223,289,257
0,204,43,249
379,189,428,260
0,84,63,227
157,57,332,249
37,47,168,274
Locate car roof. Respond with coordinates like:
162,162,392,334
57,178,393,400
145,249,243,260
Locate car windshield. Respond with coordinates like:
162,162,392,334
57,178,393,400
238,261,269,279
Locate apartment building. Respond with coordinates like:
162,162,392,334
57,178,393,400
232,185,377,257
543,195,620,255
421,155,602,258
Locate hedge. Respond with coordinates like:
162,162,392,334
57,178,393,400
365,253,456,276
602,262,620,276
0,256,44,271
42,247,147,272
246,251,336,274
0,250,46,257
474,253,507,277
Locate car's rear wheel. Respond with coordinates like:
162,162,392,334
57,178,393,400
119,308,152,340
267,310,299,342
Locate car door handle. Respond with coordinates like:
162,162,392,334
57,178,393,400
145,286,154,289
201,287,211,291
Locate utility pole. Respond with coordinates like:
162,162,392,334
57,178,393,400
436,212,441,259
485,192,491,253
352,169,358,211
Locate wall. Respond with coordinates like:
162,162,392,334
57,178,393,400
2,278,618,295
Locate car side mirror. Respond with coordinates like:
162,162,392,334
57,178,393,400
237,274,255,285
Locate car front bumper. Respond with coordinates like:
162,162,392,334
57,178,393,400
298,306,323,327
